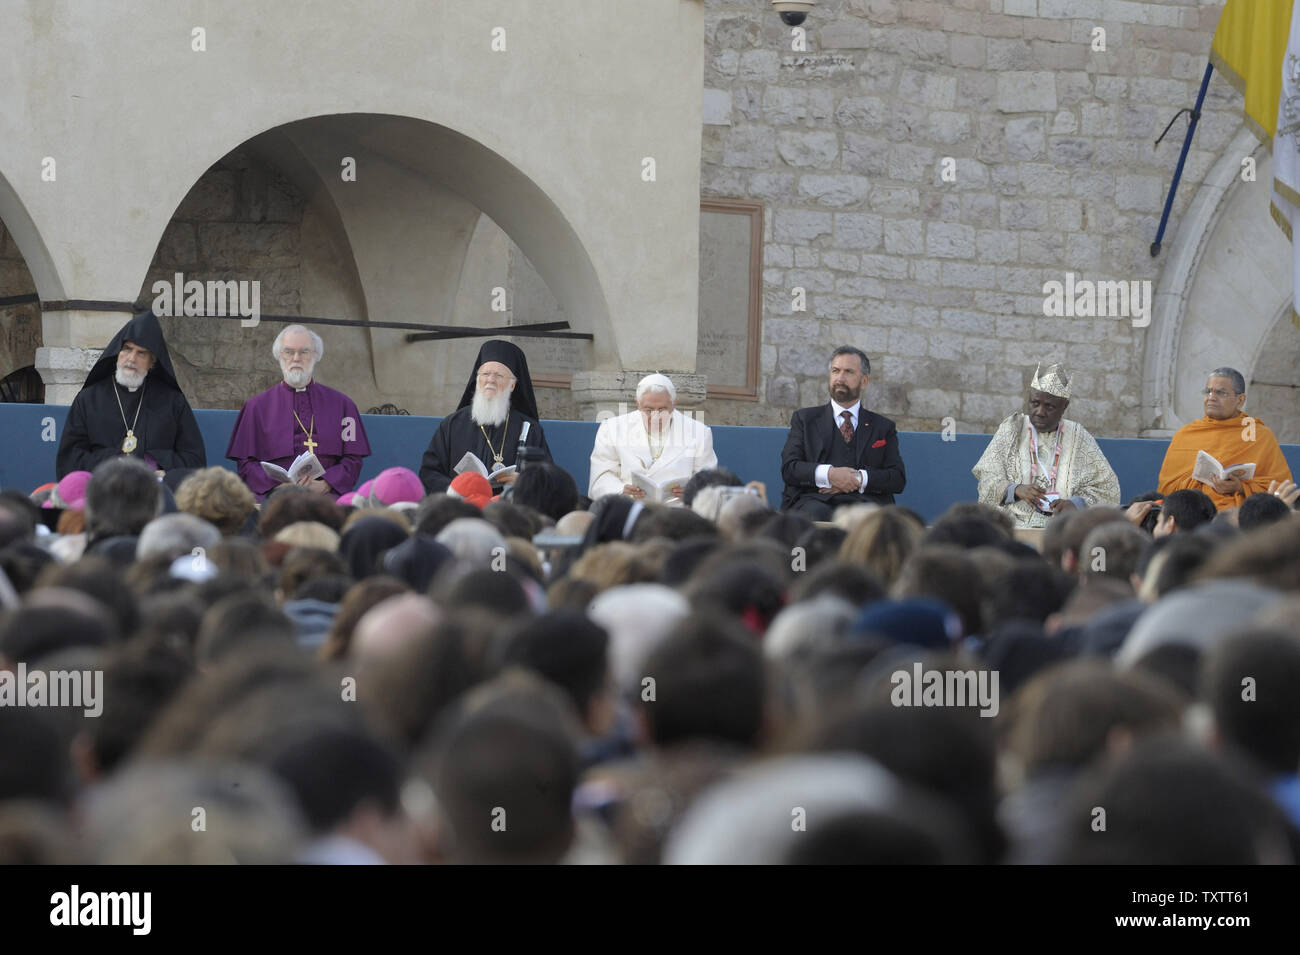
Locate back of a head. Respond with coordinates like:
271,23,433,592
1079,521,1150,586
430,687,580,864
1162,488,1216,534
0,707,74,806
259,490,343,538
0,601,116,665
1237,493,1294,531
278,547,349,599
84,760,308,864
588,584,690,697
414,496,482,537
630,505,720,544
504,611,609,722
686,559,786,635
788,560,886,608
435,518,506,567
812,699,1003,863
86,641,194,776
716,494,771,541
1058,738,1291,864
1195,519,1300,591
639,614,765,750
1005,661,1183,776
1144,533,1213,599
1059,507,1127,572
436,565,531,618
482,500,542,541
137,512,221,562
893,546,983,638
510,462,579,522
34,556,140,639
1202,628,1300,776
681,468,742,508
265,725,404,835
839,508,923,586
982,558,1067,630
86,457,161,539
924,514,1009,550
196,592,295,665
175,467,257,536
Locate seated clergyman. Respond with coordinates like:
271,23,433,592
56,310,206,480
1157,367,1293,511
225,325,371,501
588,374,718,503
418,340,553,495
971,362,1120,529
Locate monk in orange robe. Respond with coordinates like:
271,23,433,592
1158,367,1293,510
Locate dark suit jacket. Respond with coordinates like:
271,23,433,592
780,404,907,510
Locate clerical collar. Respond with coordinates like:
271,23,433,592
283,380,312,393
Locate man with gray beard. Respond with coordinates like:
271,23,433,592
56,311,206,479
225,324,371,500
419,340,552,495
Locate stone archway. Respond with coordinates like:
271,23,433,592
1143,129,1296,434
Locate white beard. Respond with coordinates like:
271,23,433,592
282,362,315,389
471,388,511,427
116,367,146,389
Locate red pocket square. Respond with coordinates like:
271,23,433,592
871,439,887,448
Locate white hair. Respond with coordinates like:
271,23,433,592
587,584,690,697
435,518,507,567
136,513,221,562
272,325,324,363
636,373,676,404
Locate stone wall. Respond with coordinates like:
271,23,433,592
698,0,1247,435
0,221,41,395
139,152,309,409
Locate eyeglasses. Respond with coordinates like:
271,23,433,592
1202,388,1237,399
477,371,514,383
281,348,314,360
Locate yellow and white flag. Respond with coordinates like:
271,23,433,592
1272,5,1300,326
1211,0,1294,140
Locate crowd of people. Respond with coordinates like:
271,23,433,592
1,438,1298,863
2,315,1297,864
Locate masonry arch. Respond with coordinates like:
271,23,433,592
1143,129,1296,435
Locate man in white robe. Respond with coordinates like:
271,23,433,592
588,374,717,504
971,363,1120,529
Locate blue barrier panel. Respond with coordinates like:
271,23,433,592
5,404,1298,524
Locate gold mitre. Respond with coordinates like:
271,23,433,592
1030,362,1071,399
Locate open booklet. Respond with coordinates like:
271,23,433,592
455,451,516,484
629,469,690,504
260,452,325,485
1191,450,1256,485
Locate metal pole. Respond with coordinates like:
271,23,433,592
1151,61,1215,257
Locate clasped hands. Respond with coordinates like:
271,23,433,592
819,466,863,494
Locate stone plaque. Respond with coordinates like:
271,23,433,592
698,201,761,396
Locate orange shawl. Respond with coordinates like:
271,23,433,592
1158,412,1293,510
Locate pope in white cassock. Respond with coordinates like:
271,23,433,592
588,374,718,503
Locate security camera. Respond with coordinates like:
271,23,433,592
772,0,816,27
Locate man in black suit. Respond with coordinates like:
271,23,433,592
780,345,906,519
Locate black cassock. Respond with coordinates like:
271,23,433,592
418,406,552,494
57,378,206,477
55,310,207,478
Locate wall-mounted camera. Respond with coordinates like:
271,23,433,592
772,0,816,27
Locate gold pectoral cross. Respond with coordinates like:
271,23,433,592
294,410,317,454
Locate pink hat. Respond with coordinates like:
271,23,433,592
448,472,493,509
43,470,92,510
368,467,425,506
356,479,375,499
337,492,358,507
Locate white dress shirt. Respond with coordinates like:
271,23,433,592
814,399,869,493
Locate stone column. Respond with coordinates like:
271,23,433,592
36,309,133,404
570,370,709,422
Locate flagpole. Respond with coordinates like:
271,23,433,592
1150,62,1215,257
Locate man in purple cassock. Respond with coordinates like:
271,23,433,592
225,324,371,500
